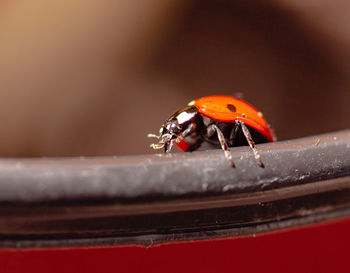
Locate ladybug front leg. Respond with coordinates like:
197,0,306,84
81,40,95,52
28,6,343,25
165,123,196,153
175,123,196,144
235,120,264,168
164,139,175,153
206,124,235,168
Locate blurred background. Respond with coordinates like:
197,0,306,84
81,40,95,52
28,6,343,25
0,0,349,157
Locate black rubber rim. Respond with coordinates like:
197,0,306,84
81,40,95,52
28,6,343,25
1,130,350,248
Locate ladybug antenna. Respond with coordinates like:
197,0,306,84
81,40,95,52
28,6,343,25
148,133,163,149
148,133,164,150
147,133,160,139
148,133,174,151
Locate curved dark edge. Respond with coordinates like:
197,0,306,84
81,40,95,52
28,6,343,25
2,206,350,249
2,176,350,248
1,130,350,248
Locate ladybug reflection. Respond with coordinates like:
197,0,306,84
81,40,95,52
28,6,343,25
148,95,276,168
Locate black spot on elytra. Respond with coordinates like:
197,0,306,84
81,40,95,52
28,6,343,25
227,104,236,112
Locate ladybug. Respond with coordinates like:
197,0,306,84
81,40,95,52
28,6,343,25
148,95,276,168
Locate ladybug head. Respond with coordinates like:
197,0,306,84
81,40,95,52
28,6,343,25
148,106,198,153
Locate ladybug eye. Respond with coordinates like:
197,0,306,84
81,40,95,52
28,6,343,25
227,104,236,112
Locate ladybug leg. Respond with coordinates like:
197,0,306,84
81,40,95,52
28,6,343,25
206,124,235,168
235,120,265,168
228,124,239,146
164,139,175,153
175,123,196,144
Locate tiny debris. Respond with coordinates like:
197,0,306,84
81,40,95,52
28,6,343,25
201,183,208,191
315,139,320,146
223,184,235,192
81,170,90,176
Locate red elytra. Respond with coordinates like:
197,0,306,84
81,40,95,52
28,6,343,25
190,95,275,142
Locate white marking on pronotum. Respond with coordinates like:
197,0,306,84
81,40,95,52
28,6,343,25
176,111,196,124
188,100,195,106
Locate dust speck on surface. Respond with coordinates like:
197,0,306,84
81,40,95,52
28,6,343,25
223,184,235,192
201,183,208,191
81,170,90,176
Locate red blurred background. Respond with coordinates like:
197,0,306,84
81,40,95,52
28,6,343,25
0,0,349,157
